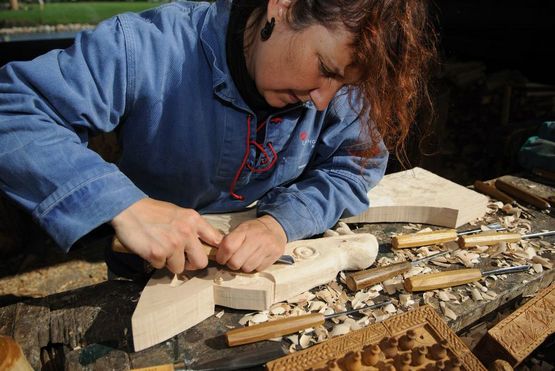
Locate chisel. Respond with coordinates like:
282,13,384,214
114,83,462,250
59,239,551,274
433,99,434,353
403,265,531,292
391,223,505,249
458,230,555,248
495,179,551,210
112,237,295,265
225,301,391,347
345,251,450,291
474,180,515,204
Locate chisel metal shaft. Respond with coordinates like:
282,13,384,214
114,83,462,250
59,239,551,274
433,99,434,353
403,265,530,292
225,301,391,347
458,230,555,248
345,251,450,291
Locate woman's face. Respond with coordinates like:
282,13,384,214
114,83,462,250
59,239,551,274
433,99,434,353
246,18,361,110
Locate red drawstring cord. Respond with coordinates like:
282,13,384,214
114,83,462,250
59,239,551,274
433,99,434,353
229,115,281,200
229,115,253,200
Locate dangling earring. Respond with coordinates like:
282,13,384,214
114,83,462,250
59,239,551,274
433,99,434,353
260,17,275,41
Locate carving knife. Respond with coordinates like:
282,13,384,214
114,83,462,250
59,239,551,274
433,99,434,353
112,237,295,265
391,223,506,249
404,265,531,292
225,300,391,346
345,250,451,291
458,230,555,248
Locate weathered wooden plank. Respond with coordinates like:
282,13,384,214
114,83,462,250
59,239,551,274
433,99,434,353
13,301,50,370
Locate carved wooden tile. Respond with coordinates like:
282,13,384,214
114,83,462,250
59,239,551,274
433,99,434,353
477,284,555,367
266,305,486,371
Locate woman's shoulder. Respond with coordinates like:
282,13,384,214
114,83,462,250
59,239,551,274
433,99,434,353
117,1,214,40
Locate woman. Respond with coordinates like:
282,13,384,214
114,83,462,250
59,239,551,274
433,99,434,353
0,0,435,275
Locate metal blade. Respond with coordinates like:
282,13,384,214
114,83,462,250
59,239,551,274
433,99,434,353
482,265,531,276
325,300,392,320
186,343,287,371
522,230,555,239
457,223,506,236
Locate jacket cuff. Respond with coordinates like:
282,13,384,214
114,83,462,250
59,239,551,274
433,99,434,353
33,167,146,251
257,189,324,242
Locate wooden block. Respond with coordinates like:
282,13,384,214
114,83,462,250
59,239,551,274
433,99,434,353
476,284,555,367
341,167,489,228
266,305,486,371
132,233,379,351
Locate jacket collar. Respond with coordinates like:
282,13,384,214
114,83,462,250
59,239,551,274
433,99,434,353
199,0,252,112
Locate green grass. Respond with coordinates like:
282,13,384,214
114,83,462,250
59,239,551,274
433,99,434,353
0,2,165,27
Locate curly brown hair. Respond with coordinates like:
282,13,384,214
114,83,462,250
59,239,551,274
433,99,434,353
254,0,437,163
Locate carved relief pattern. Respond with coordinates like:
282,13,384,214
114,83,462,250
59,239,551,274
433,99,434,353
266,305,486,371
489,285,555,361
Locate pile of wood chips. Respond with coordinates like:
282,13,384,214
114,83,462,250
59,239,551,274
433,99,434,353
225,200,554,353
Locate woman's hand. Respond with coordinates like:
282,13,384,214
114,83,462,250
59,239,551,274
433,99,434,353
215,215,287,272
110,198,223,274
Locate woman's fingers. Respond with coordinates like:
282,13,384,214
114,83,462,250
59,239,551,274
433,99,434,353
184,238,209,271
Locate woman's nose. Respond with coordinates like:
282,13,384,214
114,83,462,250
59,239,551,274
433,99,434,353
309,80,343,111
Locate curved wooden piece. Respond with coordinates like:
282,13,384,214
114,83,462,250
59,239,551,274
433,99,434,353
341,167,489,228
131,233,378,351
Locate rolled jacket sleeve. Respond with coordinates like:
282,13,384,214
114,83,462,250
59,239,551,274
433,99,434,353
0,16,146,251
257,96,389,242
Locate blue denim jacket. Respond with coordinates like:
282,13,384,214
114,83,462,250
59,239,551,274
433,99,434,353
0,0,388,251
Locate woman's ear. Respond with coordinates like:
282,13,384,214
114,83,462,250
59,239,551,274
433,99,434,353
267,0,293,22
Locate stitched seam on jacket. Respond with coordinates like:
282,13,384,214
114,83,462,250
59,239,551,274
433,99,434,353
38,170,121,217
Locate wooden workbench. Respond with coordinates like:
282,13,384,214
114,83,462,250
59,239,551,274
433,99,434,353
0,175,553,370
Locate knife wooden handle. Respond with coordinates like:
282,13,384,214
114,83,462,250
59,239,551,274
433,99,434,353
457,232,521,248
226,313,324,347
404,268,482,292
495,179,551,210
474,180,515,204
391,229,457,249
112,237,217,260
346,261,412,291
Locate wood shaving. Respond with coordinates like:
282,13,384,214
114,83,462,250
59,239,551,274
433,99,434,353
471,288,483,301
215,310,225,318
532,263,544,273
323,229,340,237
399,294,415,307
440,301,458,320
330,323,351,337
287,291,315,304
532,255,553,269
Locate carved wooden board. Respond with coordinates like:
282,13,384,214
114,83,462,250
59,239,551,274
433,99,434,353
341,167,489,228
476,284,555,367
132,233,379,351
266,305,486,371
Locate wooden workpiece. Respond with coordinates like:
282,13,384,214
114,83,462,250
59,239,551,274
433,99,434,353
341,167,489,228
475,284,555,367
265,305,486,371
132,233,378,351
0,175,553,370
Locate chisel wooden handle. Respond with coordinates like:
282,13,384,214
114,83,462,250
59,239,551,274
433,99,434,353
392,229,457,249
495,179,551,210
226,313,324,346
346,261,412,291
474,180,515,204
112,237,217,260
404,268,482,292
457,232,521,248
